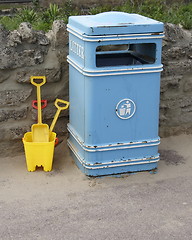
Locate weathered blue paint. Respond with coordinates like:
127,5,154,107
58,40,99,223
68,11,164,36
67,11,164,176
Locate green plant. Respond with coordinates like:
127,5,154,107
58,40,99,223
92,0,192,30
63,0,73,18
60,0,79,24
0,16,21,30
17,7,37,23
32,0,39,9
115,1,135,13
176,3,192,29
42,3,61,23
32,21,51,32
0,0,192,31
180,13,192,29
89,5,113,15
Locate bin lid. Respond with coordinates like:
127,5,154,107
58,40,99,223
68,11,164,36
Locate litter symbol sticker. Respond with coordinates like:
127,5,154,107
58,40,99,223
116,99,136,119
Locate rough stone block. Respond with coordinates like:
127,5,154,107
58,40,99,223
160,75,182,93
178,96,192,108
160,95,192,109
159,124,192,138
46,116,68,136
7,30,22,47
0,140,23,157
183,73,192,92
179,111,192,124
16,67,61,83
31,101,69,121
0,124,31,141
0,48,48,69
18,22,37,44
9,126,30,140
0,89,32,107
162,108,182,126
0,107,28,122
162,60,192,77
0,23,50,69
181,105,192,113
41,81,69,102
37,32,50,46
165,46,187,60
0,70,10,83
0,24,8,43
164,23,191,44
46,20,67,48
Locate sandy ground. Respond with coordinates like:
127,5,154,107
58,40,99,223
0,134,192,240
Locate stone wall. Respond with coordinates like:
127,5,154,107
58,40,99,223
160,24,192,137
0,21,69,156
0,20,191,156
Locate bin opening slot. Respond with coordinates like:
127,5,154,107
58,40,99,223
96,43,156,67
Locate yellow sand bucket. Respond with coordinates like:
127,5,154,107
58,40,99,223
23,132,56,172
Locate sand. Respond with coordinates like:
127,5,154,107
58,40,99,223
0,134,192,239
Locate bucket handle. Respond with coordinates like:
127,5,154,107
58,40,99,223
55,137,59,146
32,100,47,109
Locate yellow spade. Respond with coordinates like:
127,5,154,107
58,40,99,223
50,99,70,134
30,76,49,142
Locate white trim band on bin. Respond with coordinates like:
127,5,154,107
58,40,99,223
67,56,163,73
67,124,160,152
67,139,159,170
67,25,165,38
67,26,165,42
67,57,163,77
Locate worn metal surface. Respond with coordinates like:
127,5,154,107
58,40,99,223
67,12,164,176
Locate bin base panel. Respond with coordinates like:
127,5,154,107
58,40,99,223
67,138,159,177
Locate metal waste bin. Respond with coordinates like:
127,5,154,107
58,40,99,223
67,11,164,176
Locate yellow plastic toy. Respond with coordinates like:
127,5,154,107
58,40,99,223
50,99,70,133
23,132,56,172
30,76,49,142
22,76,70,172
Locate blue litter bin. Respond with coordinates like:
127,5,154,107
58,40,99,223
67,12,164,176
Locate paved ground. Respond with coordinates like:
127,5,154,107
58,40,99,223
0,134,192,240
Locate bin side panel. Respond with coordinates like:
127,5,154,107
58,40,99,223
69,66,85,141
84,72,161,146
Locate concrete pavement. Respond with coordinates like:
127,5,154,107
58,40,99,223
0,134,192,240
